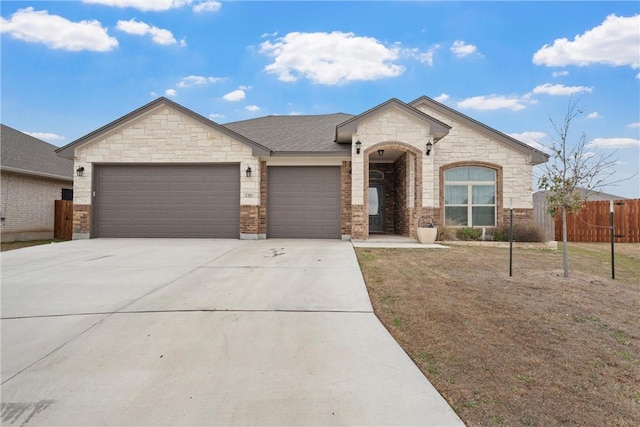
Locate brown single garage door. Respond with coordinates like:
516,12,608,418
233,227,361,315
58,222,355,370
93,164,240,238
268,166,341,239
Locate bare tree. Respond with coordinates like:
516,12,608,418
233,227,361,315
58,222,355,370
538,96,619,277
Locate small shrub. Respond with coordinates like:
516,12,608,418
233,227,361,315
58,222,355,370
489,228,508,241
456,227,482,241
437,225,458,241
496,222,545,242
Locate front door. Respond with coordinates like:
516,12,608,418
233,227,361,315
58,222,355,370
369,184,385,233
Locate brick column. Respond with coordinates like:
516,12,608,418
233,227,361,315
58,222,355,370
73,204,91,239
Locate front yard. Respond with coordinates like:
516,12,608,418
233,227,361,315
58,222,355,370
356,243,640,427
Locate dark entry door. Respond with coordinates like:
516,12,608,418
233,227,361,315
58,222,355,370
369,184,385,233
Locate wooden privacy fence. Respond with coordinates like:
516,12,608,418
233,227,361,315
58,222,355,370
54,200,73,240
554,199,640,243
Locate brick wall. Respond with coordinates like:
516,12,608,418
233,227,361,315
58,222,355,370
240,205,259,235
0,171,72,241
499,208,533,227
341,161,352,236
259,160,267,235
351,204,365,239
73,204,91,235
393,154,408,235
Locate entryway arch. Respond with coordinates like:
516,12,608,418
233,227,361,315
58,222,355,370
363,141,423,238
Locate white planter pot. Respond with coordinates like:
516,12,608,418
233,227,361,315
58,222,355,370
417,227,438,244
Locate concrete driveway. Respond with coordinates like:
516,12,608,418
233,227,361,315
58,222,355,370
1,239,463,426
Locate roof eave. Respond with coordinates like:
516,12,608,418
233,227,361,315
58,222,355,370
270,151,351,158
1,165,73,182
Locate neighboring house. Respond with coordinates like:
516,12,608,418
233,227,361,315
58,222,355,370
55,96,548,240
1,124,74,242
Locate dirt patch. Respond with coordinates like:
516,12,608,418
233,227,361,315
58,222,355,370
356,243,640,427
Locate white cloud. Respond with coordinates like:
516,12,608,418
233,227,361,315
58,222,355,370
193,1,221,13
223,89,245,101
260,31,405,85
457,94,534,111
587,112,600,119
165,89,177,97
588,137,640,149
532,83,592,96
82,0,192,11
180,37,187,47
176,75,224,87
508,131,550,153
208,113,225,120
0,7,118,52
533,14,640,69
451,40,477,57
116,19,176,45
24,131,66,142
434,93,450,103
288,111,302,116
238,85,252,90
150,91,159,97
261,31,278,38
552,70,569,77
245,105,261,112
627,122,640,128
403,45,440,66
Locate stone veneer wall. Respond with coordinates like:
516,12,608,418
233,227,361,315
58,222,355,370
414,104,535,210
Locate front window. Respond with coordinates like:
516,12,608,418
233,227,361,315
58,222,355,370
444,166,496,226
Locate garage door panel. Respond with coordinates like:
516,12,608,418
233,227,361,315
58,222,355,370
94,164,240,238
268,166,340,239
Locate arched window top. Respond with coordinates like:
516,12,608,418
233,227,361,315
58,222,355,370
445,166,495,182
369,170,384,180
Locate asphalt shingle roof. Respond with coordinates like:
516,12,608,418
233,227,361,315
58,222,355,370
223,113,354,153
1,124,73,179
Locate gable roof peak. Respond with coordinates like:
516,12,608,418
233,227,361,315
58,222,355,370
56,97,271,159
409,95,549,165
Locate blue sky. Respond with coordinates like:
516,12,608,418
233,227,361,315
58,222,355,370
2,1,639,197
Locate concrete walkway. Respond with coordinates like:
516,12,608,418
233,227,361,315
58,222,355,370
1,239,463,426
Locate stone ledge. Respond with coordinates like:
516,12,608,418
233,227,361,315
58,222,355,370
441,240,558,250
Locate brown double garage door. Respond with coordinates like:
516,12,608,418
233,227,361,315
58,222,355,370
93,165,340,239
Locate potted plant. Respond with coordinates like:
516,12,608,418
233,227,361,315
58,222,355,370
416,216,438,244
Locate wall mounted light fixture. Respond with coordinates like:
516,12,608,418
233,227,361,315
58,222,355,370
426,140,433,156
377,149,384,157
76,166,85,177
245,166,252,177
355,139,361,155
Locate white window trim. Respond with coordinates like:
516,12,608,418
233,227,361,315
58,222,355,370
444,169,496,227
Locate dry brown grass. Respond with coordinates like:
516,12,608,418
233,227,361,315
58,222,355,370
0,239,65,252
356,243,640,427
